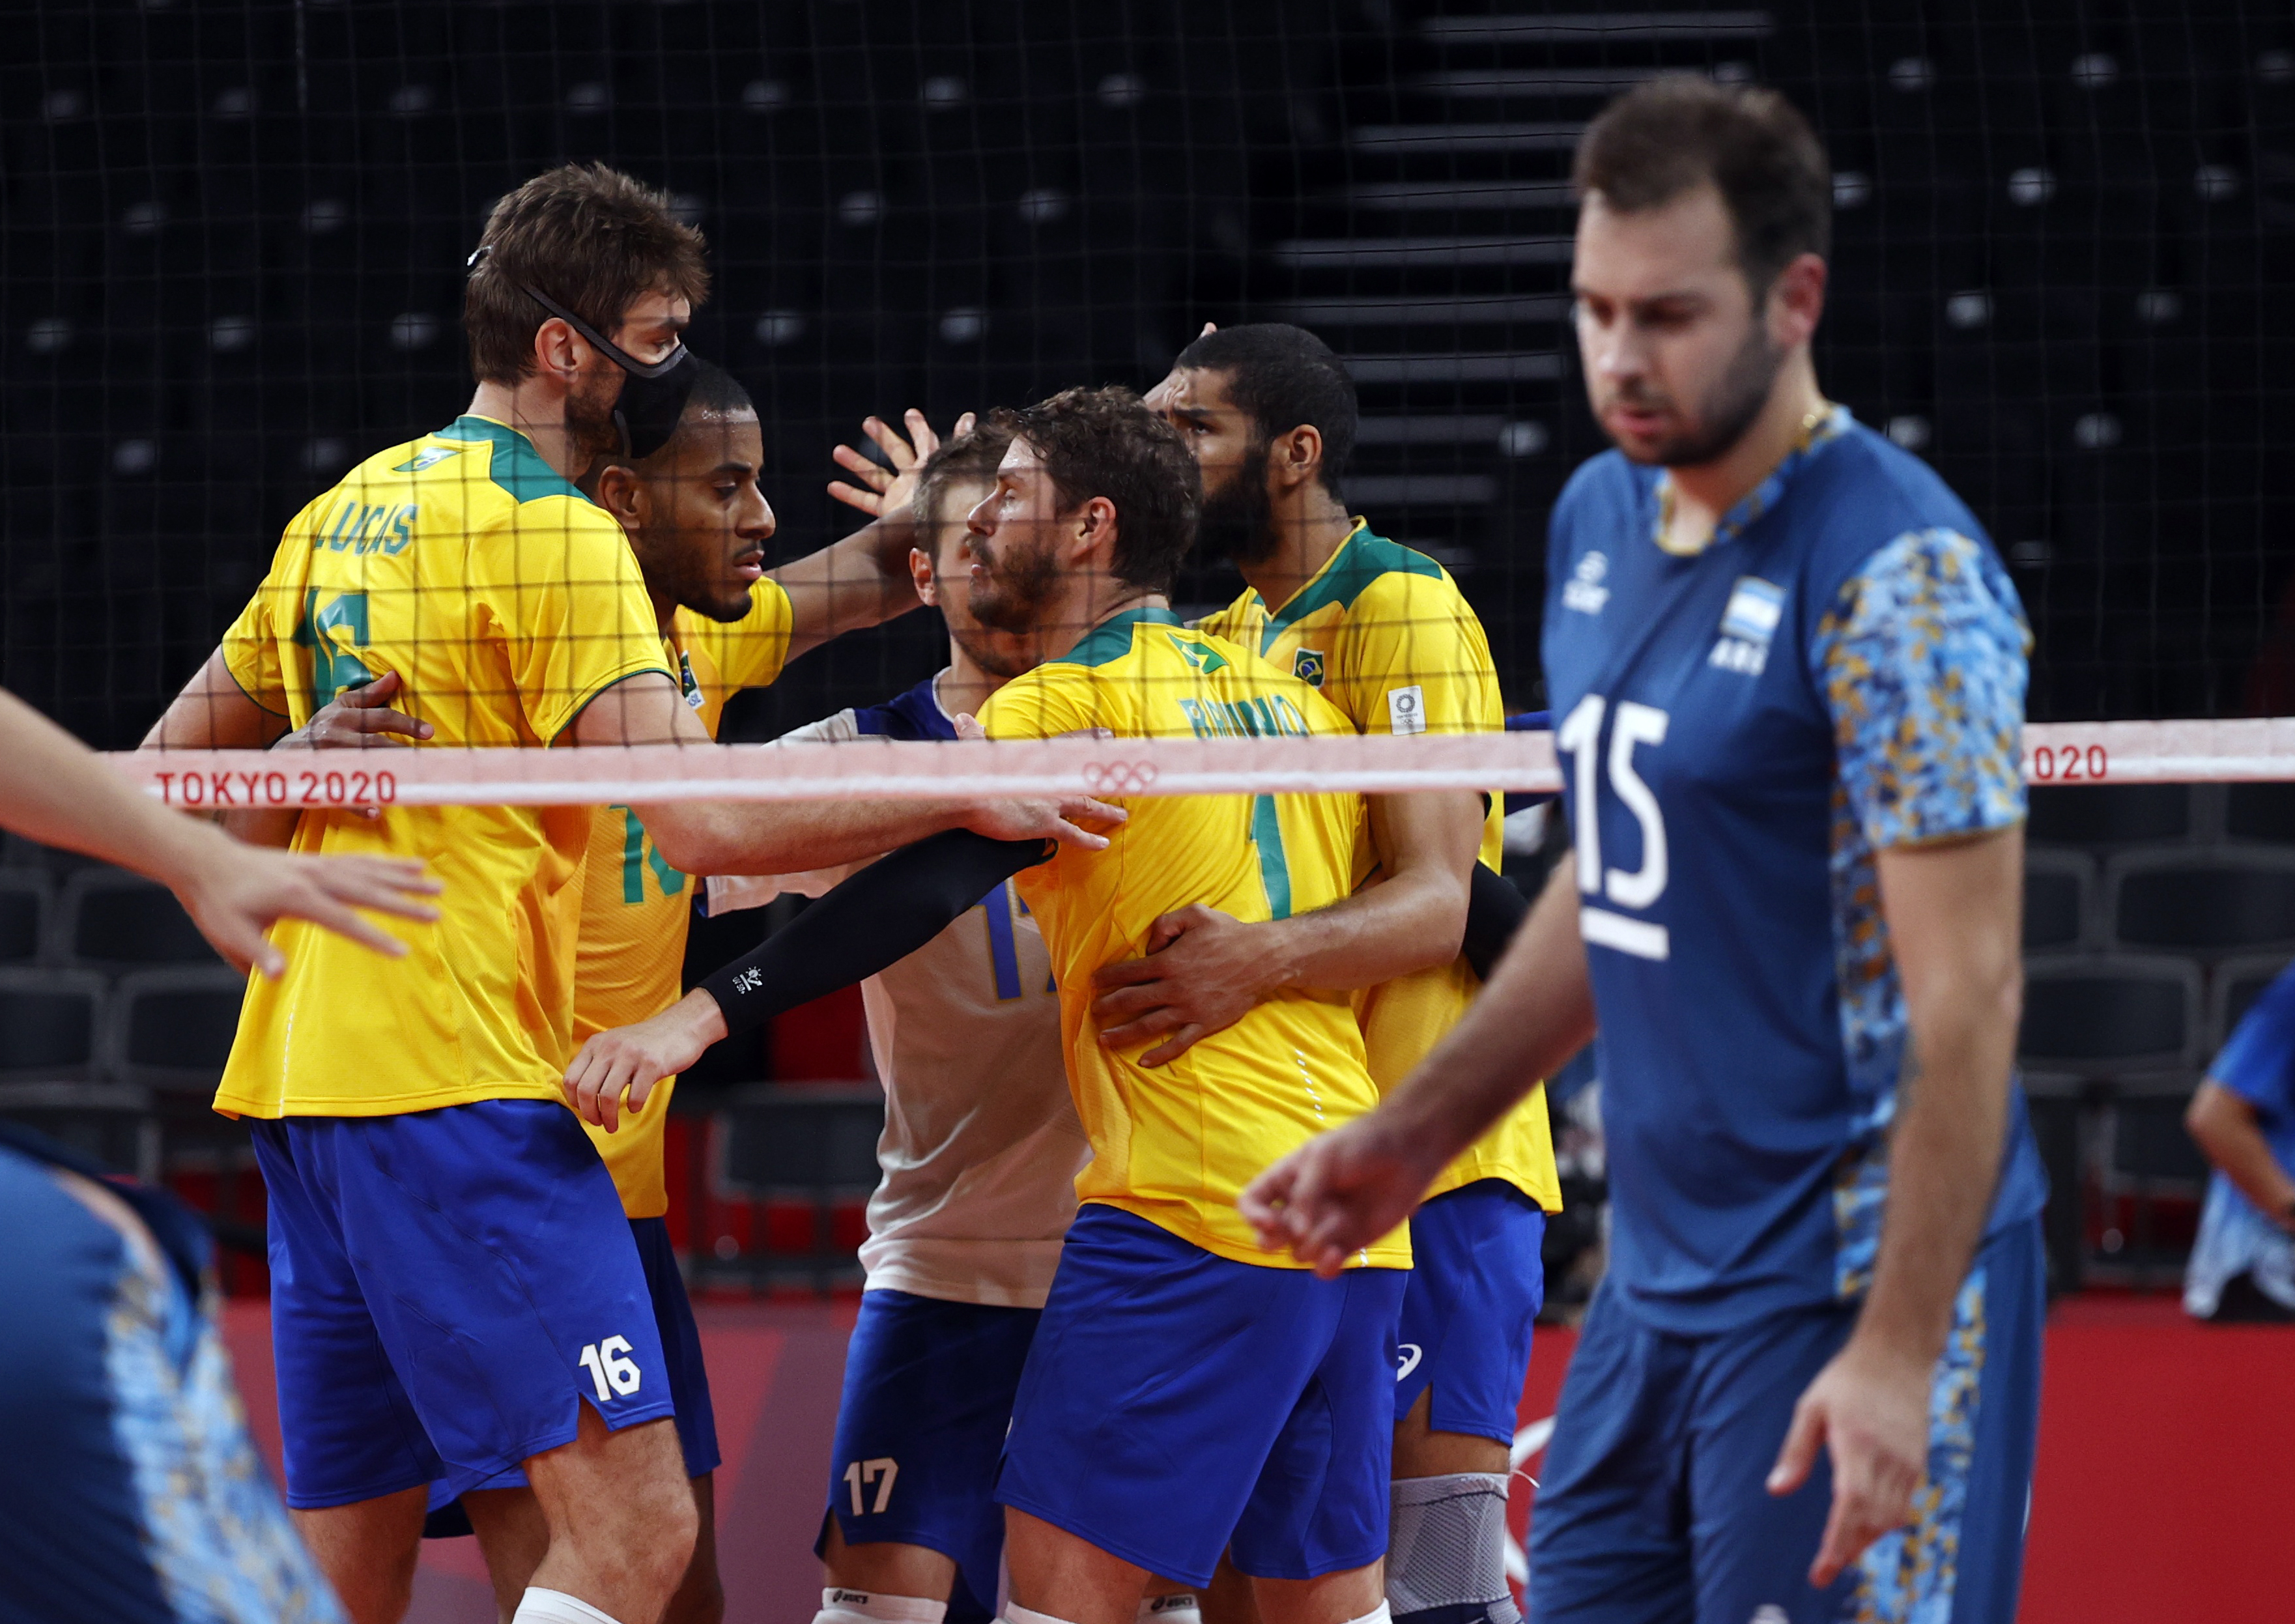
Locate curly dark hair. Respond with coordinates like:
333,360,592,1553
996,386,1201,595
464,162,710,385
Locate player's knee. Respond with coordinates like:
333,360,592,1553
1386,1474,1517,1624
818,1588,952,1624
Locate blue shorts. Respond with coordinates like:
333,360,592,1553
996,1204,1408,1590
423,1215,720,1536
1530,1218,2046,1624
0,1138,343,1624
1395,1179,1547,1442
818,1289,1042,1623
252,1099,674,1509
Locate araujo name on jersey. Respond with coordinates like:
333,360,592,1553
1708,577,1784,676
1176,692,1315,741
311,498,416,556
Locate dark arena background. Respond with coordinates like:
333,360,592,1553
5,5,2294,1620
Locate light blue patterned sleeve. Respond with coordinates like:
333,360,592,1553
1816,528,2031,850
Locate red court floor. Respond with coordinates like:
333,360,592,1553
220,1293,2289,1623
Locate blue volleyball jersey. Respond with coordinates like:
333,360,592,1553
1542,407,2047,1333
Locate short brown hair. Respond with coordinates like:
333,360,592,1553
464,163,710,385
1573,76,1830,294
914,425,1015,555
995,387,1201,596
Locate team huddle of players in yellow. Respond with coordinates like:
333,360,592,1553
141,162,1556,1624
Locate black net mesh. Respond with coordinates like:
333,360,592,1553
3,1,2291,745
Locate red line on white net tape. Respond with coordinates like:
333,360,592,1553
102,719,2295,810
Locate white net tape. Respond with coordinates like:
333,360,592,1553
104,719,2295,810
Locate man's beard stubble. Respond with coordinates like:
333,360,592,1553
1619,318,1783,470
563,366,624,463
967,534,1065,637
1195,440,1279,568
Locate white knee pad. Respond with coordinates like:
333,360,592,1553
1342,1605,1394,1624
816,1589,949,1624
1387,1472,1519,1624
511,1589,623,1624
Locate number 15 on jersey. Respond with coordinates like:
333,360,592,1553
1556,694,1671,962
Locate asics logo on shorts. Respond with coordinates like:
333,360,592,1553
1395,1343,1423,1382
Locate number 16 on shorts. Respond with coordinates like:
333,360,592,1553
843,1457,898,1515
578,1336,643,1402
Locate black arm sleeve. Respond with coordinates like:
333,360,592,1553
700,830,1053,1037
1461,861,1530,983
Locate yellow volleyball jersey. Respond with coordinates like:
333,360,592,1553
978,605,1408,1270
1199,522,1561,1211
572,582,795,1218
216,415,672,1118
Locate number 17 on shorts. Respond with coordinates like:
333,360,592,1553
843,1457,899,1515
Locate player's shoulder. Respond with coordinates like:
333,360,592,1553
409,416,618,536
1281,523,1457,625
1797,421,1991,568
1193,584,1260,643
1553,448,1651,522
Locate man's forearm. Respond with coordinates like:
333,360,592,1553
2188,1081,2295,1229
636,796,968,878
1254,861,1468,995
0,689,234,888
1378,859,1596,1160
1853,1006,2012,1371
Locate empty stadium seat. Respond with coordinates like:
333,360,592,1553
2027,784,2193,846
2107,849,2295,954
711,1081,885,1291
2019,956,2201,1074
0,969,106,1079
2210,953,2292,1053
2024,849,2095,951
2224,782,2295,844
0,1080,157,1179
56,870,220,971
0,871,49,964
106,967,247,1092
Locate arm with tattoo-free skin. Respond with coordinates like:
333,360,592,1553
21,685,438,975
1089,788,1482,1066
1765,826,2023,1585
2186,1081,2295,1230
1239,854,1595,1267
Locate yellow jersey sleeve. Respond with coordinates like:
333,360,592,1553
681,576,795,695
977,661,1105,742
220,517,324,716
468,495,671,743
1332,569,1505,739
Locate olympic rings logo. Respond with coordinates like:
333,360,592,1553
1083,760,1160,795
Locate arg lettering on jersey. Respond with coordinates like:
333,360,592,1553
1708,577,1784,676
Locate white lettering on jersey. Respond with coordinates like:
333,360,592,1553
1387,684,1427,735
1557,693,1672,961
1563,550,1610,615
1709,576,1784,677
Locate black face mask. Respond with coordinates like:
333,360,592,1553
466,245,699,459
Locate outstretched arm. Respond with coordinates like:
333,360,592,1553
563,829,1051,1130
6,687,438,975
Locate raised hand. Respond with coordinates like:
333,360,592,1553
828,408,979,524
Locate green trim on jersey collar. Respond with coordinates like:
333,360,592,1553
1053,603,1186,668
436,415,590,506
1256,520,1444,657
